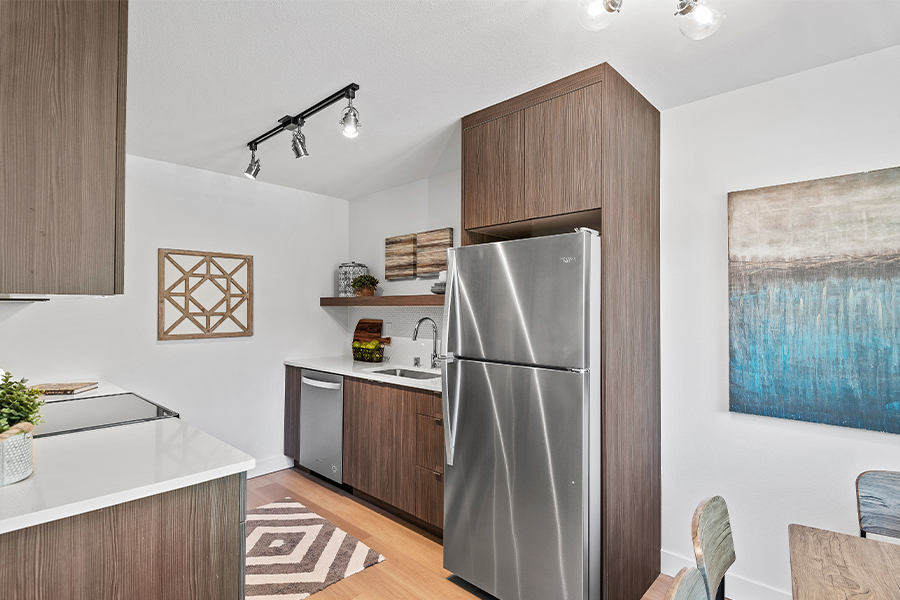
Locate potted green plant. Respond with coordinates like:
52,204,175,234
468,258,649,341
351,274,379,297
0,372,44,486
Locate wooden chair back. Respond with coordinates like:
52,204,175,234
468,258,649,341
663,567,708,600
692,495,735,600
857,470,900,538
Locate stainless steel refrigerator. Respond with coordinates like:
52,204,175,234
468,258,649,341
440,229,602,600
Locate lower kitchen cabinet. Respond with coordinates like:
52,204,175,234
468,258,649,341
283,365,303,462
342,377,444,530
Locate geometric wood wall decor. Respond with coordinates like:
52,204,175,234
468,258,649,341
385,234,417,280
415,227,453,275
728,166,900,434
158,249,253,340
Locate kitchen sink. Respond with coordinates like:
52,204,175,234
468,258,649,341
370,368,441,380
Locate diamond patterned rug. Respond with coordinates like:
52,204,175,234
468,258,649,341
245,498,385,599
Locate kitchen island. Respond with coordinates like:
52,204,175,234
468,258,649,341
0,405,254,599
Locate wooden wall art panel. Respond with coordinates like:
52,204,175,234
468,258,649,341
416,228,453,275
385,234,417,280
158,249,253,341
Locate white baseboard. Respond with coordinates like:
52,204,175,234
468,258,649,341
661,550,790,600
247,455,293,479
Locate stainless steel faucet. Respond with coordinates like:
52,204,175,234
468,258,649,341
413,317,438,369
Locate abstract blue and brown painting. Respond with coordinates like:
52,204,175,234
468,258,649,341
728,166,900,434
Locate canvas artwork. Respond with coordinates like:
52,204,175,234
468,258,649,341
728,166,900,434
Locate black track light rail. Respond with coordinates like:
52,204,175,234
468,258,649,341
246,83,359,151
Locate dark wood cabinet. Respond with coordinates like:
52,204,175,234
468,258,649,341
343,378,416,516
0,0,127,295
459,63,661,600
339,378,444,530
462,110,524,230
283,365,303,462
524,83,601,219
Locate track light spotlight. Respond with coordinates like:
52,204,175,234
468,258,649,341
291,126,309,159
577,0,622,32
340,99,360,138
244,147,260,179
675,0,726,40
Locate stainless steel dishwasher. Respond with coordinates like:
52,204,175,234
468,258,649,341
298,369,344,484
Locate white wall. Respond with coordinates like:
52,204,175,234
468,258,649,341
661,45,900,598
348,169,462,296
0,156,349,477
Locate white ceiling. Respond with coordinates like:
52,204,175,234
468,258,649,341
126,0,900,200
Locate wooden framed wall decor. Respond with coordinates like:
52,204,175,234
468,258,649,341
158,249,253,340
416,228,453,275
385,234,417,280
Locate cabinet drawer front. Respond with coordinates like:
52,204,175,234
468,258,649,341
416,391,442,419
416,414,444,474
415,466,444,529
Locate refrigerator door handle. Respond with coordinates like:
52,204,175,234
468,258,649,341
441,355,457,466
438,248,455,362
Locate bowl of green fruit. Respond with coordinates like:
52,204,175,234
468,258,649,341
352,339,384,362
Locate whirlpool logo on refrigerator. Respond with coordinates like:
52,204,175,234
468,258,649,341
560,256,577,264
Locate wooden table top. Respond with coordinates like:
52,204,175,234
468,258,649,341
789,524,900,599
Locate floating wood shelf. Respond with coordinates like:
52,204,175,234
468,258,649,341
320,295,444,307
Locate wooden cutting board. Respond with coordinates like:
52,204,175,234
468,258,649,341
353,319,391,345
31,382,99,395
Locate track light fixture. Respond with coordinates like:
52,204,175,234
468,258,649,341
577,0,726,39
243,83,359,179
244,145,260,179
340,98,360,138
291,124,309,159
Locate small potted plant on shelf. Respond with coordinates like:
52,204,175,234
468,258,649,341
0,372,44,486
351,274,379,297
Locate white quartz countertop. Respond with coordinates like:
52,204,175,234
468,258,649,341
0,417,255,534
284,356,441,393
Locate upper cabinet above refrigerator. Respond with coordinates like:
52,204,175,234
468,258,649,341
0,0,128,295
460,63,657,245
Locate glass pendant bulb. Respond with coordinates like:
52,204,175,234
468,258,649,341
577,0,622,32
676,0,726,40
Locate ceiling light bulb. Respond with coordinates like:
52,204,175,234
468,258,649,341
340,102,360,138
244,150,260,179
291,128,309,158
577,0,622,32
676,0,726,40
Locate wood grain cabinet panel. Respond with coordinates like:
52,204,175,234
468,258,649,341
0,0,127,294
0,474,244,600
416,414,444,475
524,83,602,219
283,366,303,462
342,378,416,515
415,466,444,529
462,111,524,230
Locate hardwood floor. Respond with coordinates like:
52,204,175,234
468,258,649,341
247,468,672,600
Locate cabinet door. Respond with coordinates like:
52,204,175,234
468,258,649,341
524,83,601,219
416,414,444,475
343,378,416,515
462,111,524,230
0,0,127,294
415,466,444,529
283,366,303,462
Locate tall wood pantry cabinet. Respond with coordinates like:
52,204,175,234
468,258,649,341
461,63,662,600
0,0,128,295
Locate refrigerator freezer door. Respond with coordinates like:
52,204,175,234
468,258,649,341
443,359,588,600
446,231,591,369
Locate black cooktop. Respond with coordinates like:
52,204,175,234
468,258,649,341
33,392,179,438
